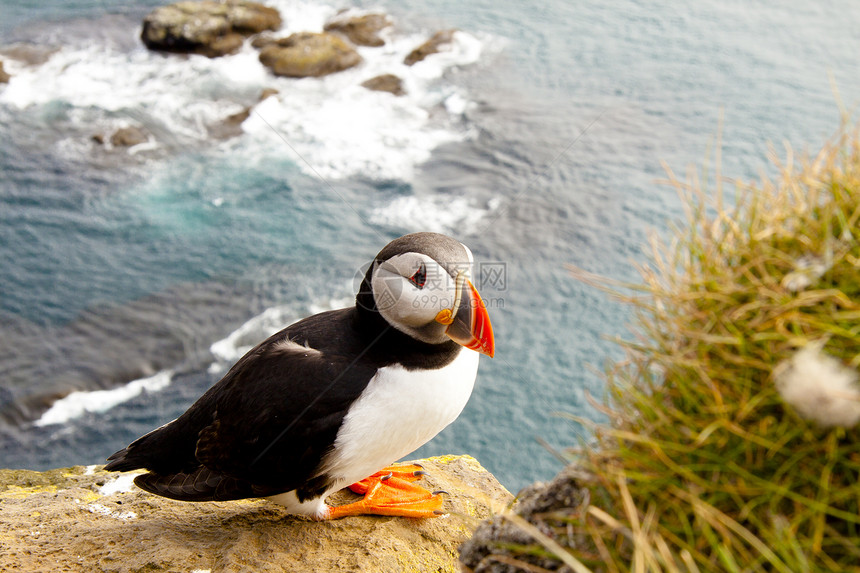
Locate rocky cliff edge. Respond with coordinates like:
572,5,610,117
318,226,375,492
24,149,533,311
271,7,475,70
0,455,512,573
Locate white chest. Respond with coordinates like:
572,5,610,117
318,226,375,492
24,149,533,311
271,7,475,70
323,349,480,487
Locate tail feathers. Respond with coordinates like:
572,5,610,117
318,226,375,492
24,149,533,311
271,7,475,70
133,466,282,502
103,416,195,474
104,448,142,472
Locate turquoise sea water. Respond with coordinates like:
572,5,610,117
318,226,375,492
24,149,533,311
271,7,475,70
1,0,859,490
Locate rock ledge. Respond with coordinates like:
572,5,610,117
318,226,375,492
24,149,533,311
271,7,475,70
0,455,511,573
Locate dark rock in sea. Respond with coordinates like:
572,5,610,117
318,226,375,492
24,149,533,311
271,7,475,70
109,126,150,147
404,29,457,66
141,0,282,58
0,43,58,67
0,60,10,83
259,87,279,100
207,89,277,139
258,32,362,78
361,73,405,96
250,33,277,49
92,126,151,148
324,12,391,47
459,464,594,572
208,107,250,139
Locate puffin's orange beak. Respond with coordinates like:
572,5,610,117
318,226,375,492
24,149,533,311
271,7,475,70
438,278,495,357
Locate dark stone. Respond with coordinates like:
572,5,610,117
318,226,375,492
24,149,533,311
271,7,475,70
324,13,391,47
141,1,282,58
258,32,362,78
0,60,10,83
0,44,58,67
404,29,457,66
250,34,277,49
360,74,405,96
259,87,279,100
110,126,150,147
208,107,250,139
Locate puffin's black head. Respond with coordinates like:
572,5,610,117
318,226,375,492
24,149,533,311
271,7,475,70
356,232,494,357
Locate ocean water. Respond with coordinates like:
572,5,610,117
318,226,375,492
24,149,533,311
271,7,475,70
1,0,858,491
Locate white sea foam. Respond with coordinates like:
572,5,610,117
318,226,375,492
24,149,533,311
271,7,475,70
369,194,500,235
0,1,487,181
308,297,352,316
1,44,254,139
34,371,172,427
239,25,484,181
209,306,299,366
208,297,352,371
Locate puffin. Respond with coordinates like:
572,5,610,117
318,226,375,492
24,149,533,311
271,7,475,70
104,232,494,519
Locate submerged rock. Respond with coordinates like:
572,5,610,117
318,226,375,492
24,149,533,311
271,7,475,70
208,107,251,139
0,43,59,67
258,32,362,78
0,455,511,573
0,60,10,83
259,87,279,100
141,0,282,58
109,126,150,147
361,73,405,96
207,88,279,139
92,126,151,148
404,29,458,66
324,12,391,47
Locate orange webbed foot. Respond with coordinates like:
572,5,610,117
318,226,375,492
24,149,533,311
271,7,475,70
326,464,446,519
345,464,428,494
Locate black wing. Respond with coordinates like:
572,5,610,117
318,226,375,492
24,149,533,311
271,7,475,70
105,308,380,501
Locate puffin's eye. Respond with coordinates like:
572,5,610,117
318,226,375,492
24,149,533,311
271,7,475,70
408,262,427,289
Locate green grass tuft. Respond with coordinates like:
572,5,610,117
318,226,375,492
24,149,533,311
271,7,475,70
556,123,860,572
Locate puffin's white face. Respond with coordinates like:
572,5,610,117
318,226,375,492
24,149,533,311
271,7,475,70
371,251,470,336
362,233,494,357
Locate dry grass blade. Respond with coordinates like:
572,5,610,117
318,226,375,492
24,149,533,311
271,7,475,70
501,512,594,573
